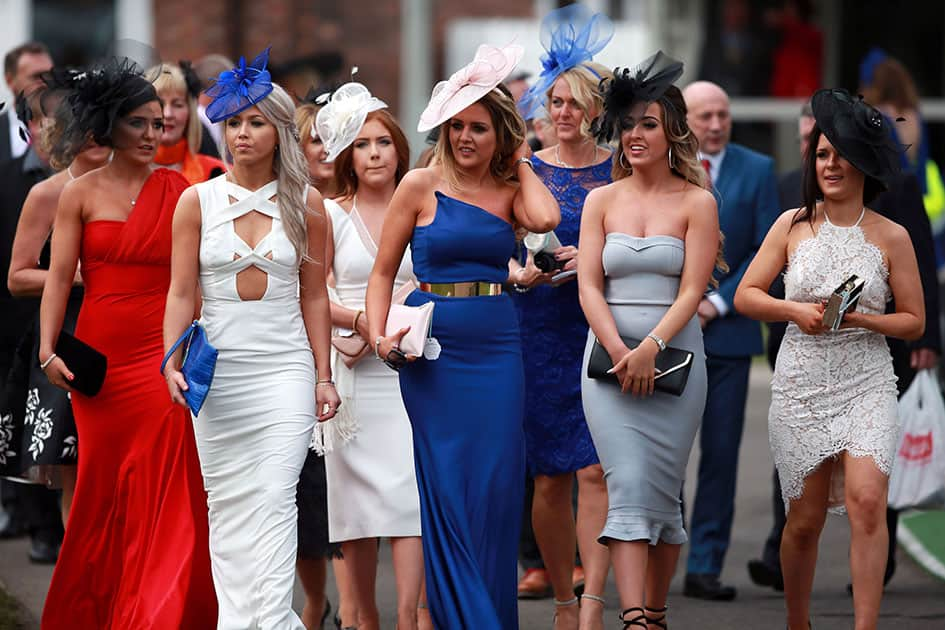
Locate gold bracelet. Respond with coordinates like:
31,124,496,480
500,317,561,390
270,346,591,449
352,309,363,331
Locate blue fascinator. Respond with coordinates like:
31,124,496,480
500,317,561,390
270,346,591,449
205,47,274,123
518,3,614,120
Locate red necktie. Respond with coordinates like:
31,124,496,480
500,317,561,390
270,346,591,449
701,159,713,188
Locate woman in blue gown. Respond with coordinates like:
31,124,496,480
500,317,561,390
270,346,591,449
366,43,560,629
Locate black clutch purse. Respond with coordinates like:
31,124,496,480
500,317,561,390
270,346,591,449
586,336,693,396
55,331,107,396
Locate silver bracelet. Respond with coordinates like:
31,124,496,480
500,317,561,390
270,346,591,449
40,353,58,371
646,333,666,352
515,156,534,172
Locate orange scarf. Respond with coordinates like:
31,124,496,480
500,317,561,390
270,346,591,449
155,139,205,185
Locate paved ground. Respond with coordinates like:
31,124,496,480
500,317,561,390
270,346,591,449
1,365,943,629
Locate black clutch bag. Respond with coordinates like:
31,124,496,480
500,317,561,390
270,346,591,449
586,336,694,397
55,331,107,396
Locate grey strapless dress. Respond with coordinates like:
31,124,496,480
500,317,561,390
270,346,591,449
581,234,707,545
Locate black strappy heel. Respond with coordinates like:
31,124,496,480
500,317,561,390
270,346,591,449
645,605,667,629
620,607,647,628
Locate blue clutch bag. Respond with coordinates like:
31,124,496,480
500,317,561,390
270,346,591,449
160,320,218,416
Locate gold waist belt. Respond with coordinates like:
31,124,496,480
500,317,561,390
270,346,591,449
419,282,503,297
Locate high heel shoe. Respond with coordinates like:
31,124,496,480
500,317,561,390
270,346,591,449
319,600,332,629
619,607,647,629
644,605,667,629
553,596,578,628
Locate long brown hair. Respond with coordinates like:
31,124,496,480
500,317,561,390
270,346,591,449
434,86,526,191
611,85,726,283
333,109,410,200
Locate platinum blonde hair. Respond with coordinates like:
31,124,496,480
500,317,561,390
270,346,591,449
252,84,312,261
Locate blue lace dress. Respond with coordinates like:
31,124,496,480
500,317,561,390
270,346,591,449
513,154,612,476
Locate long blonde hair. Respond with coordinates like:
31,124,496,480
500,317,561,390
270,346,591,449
611,86,727,284
253,84,313,261
434,86,526,192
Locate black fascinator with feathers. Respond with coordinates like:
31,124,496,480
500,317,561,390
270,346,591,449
42,57,158,161
178,60,203,99
593,51,684,143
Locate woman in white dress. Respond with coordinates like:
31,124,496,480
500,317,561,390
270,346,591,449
735,88,924,630
162,49,340,630
314,81,424,630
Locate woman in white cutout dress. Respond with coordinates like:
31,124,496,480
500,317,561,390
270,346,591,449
163,58,339,630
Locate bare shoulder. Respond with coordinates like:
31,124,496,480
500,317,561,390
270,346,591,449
399,166,439,194
305,185,325,213
172,187,202,226
26,172,68,207
682,183,717,213
866,209,910,248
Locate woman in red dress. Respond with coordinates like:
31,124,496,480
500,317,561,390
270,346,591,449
37,61,217,629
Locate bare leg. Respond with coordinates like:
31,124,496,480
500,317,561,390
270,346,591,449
533,473,579,630
296,556,328,630
342,538,381,630
418,575,434,630
781,460,833,630
391,536,423,630
843,453,889,630
610,540,648,625
60,466,76,528
575,464,609,630
333,555,358,628
644,542,681,629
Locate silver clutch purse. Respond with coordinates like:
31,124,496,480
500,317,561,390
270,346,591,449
822,274,865,331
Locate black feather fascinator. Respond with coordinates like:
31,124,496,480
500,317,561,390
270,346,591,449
40,58,158,164
593,51,684,143
178,60,203,99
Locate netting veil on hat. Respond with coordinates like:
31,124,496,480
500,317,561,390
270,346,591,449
518,3,614,120
593,50,684,143
315,81,387,162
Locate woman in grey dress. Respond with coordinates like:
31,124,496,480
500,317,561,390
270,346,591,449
577,53,725,630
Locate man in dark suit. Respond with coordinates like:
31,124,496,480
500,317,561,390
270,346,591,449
747,102,942,593
681,81,781,601
0,42,52,165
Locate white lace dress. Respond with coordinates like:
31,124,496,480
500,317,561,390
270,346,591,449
770,211,899,513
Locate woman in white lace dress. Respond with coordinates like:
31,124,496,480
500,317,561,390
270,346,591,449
735,89,924,630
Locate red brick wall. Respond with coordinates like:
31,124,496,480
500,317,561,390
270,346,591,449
154,0,534,116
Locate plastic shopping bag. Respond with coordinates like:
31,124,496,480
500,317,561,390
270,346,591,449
888,370,945,510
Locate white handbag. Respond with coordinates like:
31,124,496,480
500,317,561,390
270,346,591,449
385,302,434,357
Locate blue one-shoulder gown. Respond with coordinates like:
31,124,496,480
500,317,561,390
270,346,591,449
400,192,525,629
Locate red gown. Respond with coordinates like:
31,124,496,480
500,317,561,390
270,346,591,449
42,169,217,629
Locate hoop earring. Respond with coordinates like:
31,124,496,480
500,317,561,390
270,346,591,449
619,151,631,172
668,146,675,170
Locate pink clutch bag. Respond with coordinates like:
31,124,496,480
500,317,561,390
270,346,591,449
385,302,434,357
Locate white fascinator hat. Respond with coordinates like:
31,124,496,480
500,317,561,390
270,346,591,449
315,82,387,162
417,43,524,133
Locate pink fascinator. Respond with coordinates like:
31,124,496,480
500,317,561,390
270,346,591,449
417,43,524,133
315,82,387,162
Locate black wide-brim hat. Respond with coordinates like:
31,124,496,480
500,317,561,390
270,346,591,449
810,88,903,189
